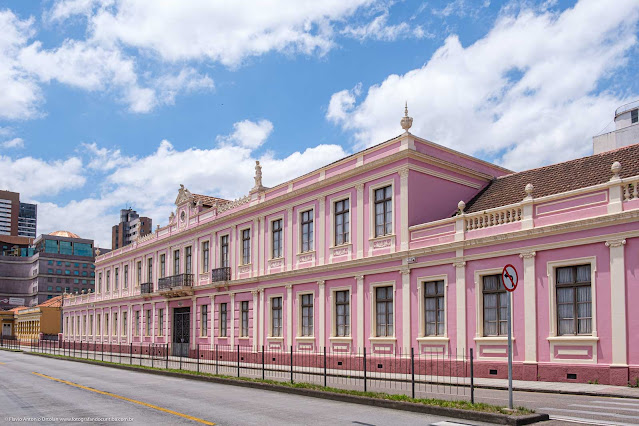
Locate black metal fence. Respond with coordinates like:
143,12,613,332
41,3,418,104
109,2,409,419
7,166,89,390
211,267,231,282
158,273,194,291
2,338,478,402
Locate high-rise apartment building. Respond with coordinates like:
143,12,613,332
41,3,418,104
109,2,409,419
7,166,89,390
0,190,37,238
111,208,152,250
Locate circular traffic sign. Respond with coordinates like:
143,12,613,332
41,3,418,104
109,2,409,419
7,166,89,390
501,264,518,292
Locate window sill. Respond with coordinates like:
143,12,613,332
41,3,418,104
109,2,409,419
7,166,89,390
267,336,284,340
547,335,599,343
296,250,316,256
329,336,352,343
369,336,396,342
417,336,449,343
474,336,515,343
329,243,352,250
237,336,250,340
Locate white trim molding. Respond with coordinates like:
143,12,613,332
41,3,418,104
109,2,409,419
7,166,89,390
606,238,627,366
519,251,537,363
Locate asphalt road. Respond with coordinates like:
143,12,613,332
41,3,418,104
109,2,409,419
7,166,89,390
0,350,492,426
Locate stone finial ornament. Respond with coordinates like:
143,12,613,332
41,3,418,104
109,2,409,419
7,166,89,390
251,160,266,193
611,161,622,180
95,246,101,256
457,200,466,215
524,183,534,199
400,102,413,133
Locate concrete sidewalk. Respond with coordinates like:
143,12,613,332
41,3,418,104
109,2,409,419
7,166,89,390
473,375,639,399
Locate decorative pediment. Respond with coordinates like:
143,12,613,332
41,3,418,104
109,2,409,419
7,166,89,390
175,184,194,206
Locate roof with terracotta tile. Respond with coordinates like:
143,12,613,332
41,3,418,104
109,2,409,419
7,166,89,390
37,295,63,308
8,306,27,312
192,193,229,207
464,143,639,213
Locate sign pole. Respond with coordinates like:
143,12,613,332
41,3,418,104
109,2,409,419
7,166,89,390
507,290,513,410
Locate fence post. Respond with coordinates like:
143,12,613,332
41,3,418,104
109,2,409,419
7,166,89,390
237,345,240,378
323,347,327,387
261,345,265,380
101,342,104,362
151,344,154,369
470,348,475,404
411,347,415,399
290,345,293,384
215,344,218,375
130,343,133,365
363,347,367,393
166,343,169,369
179,349,182,370
73,340,76,357
197,344,200,374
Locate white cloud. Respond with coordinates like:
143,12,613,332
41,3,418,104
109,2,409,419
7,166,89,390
1,137,24,149
328,0,639,170
67,0,376,67
32,119,347,244
216,119,274,149
341,12,430,41
0,155,85,197
155,68,214,106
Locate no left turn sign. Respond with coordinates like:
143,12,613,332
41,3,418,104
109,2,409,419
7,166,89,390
501,264,518,292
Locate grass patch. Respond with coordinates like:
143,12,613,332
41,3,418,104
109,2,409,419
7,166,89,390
30,352,533,416
0,347,23,352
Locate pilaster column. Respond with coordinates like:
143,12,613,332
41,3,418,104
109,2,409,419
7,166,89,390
209,294,216,348
400,267,411,350
520,251,537,363
259,216,266,276
356,184,364,259
151,301,156,342
253,218,259,276
258,288,264,348
231,225,237,279
230,292,235,348
606,238,627,366
318,281,326,348
319,197,325,266
252,290,259,350
191,297,197,350
356,275,365,350
399,167,409,251
286,284,293,347
286,207,293,271
454,261,466,354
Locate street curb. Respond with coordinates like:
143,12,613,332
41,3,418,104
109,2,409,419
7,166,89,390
24,352,548,425
471,382,639,400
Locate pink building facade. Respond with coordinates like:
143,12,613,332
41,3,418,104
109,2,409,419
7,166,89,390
62,127,639,386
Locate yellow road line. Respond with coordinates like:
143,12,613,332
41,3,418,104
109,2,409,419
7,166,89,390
32,372,215,425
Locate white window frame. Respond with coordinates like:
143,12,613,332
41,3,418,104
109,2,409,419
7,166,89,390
267,293,284,339
546,256,599,364
296,290,315,339
200,240,210,274
368,179,396,252
268,215,285,260
239,300,250,339
238,226,252,266
369,281,396,341
298,207,315,254
218,302,228,338
201,304,208,337
96,313,101,336
329,194,352,248
329,286,353,341
218,233,230,269
417,274,449,342
474,267,514,341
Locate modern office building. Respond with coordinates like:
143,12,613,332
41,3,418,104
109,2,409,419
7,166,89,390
0,231,100,310
112,208,152,250
63,109,639,386
0,190,37,238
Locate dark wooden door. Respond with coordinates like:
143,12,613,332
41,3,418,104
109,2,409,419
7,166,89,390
172,307,190,357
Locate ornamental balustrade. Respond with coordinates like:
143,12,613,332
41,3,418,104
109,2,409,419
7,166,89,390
158,274,194,291
140,282,153,294
211,267,231,283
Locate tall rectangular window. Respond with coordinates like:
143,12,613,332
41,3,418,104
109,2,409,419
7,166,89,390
202,241,210,273
301,210,314,253
185,246,192,274
96,314,101,336
135,311,140,336
376,286,393,337
123,312,128,336
98,273,102,293
173,250,180,275
147,258,153,282
145,309,151,336
105,314,109,336
241,301,249,337
106,270,110,292
136,261,142,286
374,186,393,237
301,294,314,336
335,290,350,337
483,274,507,336
124,265,128,289
201,305,208,337
425,280,445,336
158,309,164,336
220,235,229,268
113,313,118,336
271,297,282,337
334,199,350,245
114,267,119,290
219,303,227,337
632,109,638,124
160,254,166,278
556,265,592,335
89,315,93,335
242,229,251,265
272,219,283,258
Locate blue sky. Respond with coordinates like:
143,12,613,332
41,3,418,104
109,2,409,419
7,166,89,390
1,0,638,246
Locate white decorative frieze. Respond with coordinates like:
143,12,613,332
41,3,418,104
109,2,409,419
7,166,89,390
298,253,315,263
605,238,626,248
372,238,392,249
332,247,349,257
238,265,251,274
268,259,284,268
519,251,536,259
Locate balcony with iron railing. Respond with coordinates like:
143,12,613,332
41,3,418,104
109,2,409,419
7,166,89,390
140,282,153,294
211,267,231,283
157,273,194,297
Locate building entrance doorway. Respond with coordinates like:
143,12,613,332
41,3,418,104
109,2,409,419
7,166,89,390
2,323,11,337
172,307,190,357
